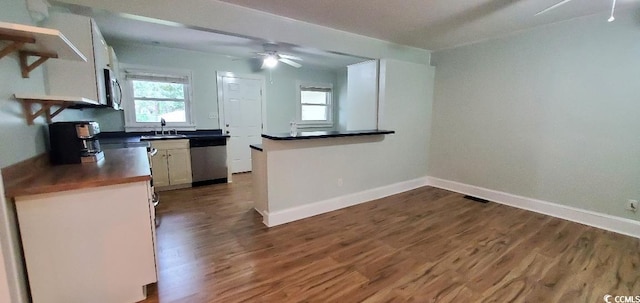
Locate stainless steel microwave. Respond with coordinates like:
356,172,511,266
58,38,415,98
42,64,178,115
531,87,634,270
103,68,123,110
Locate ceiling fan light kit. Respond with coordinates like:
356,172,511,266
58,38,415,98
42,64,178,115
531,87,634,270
256,43,303,69
535,0,617,22
263,54,279,68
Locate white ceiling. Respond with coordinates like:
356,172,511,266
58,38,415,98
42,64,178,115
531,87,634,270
67,8,371,70
218,0,640,51
55,0,640,64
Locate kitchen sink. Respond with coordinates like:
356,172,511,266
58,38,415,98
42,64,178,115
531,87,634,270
140,134,188,140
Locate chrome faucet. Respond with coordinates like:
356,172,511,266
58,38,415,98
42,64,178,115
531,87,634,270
160,118,166,135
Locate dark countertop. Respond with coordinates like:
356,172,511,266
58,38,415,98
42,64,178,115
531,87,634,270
250,144,263,151
261,129,395,141
6,148,151,198
98,129,229,144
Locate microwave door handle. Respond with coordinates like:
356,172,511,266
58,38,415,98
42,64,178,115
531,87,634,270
115,79,123,106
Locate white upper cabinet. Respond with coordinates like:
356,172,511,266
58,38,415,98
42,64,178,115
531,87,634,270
43,12,110,105
107,46,120,82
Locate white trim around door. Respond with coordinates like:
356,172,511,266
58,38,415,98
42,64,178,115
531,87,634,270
216,72,267,174
216,72,267,134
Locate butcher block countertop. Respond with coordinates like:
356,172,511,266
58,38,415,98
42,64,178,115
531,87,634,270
4,147,151,198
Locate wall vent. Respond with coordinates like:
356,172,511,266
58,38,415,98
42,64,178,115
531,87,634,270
464,195,490,204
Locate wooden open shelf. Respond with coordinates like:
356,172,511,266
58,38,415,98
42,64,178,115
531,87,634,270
14,94,100,125
0,21,86,78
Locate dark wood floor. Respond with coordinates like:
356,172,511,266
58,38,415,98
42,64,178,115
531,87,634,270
141,173,640,303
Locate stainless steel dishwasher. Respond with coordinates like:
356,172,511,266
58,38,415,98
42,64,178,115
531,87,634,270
189,137,228,186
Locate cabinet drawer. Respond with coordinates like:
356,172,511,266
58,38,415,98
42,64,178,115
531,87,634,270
150,139,189,150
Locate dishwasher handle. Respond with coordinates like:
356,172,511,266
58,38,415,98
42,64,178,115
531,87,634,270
189,138,226,148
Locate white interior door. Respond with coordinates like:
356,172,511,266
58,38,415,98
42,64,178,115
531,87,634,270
221,76,263,173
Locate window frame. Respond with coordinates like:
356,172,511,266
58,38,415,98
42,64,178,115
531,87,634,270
296,81,334,128
122,65,196,132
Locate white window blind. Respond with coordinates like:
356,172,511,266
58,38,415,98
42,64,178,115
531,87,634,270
124,71,189,84
122,67,195,130
297,82,333,127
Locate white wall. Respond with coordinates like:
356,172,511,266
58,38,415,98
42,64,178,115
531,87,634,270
335,68,348,131
345,60,378,130
93,41,339,133
266,59,434,212
429,9,640,221
266,67,339,133
0,176,25,303
0,246,10,303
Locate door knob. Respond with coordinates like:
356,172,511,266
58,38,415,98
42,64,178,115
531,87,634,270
226,124,229,127
226,131,230,134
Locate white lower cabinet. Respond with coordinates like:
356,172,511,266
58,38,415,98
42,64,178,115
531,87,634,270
151,150,170,187
15,181,157,303
150,139,192,189
251,148,268,215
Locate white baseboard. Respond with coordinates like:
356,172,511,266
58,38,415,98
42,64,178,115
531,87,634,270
263,177,429,227
426,176,640,239
262,175,640,239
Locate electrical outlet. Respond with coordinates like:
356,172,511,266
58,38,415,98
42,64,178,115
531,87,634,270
337,178,343,187
626,200,638,212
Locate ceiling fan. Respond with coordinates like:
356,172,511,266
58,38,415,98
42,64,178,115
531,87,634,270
256,43,303,69
535,0,617,22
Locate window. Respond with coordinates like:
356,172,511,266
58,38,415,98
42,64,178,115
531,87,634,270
123,67,194,130
297,82,333,127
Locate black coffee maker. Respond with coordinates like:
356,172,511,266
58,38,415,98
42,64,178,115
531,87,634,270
49,121,104,165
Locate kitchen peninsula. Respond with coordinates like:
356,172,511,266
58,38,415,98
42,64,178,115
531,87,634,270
252,129,394,227
3,147,157,303
261,129,395,140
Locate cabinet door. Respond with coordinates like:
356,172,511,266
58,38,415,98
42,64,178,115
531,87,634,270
15,182,157,302
151,150,170,187
91,19,109,105
167,148,192,185
108,46,121,82
44,12,99,101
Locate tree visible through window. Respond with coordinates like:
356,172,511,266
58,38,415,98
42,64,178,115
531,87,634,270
133,80,186,123
123,68,193,129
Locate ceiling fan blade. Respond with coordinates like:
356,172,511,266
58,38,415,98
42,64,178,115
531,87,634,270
279,58,302,68
278,54,303,61
535,0,575,16
208,41,256,47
